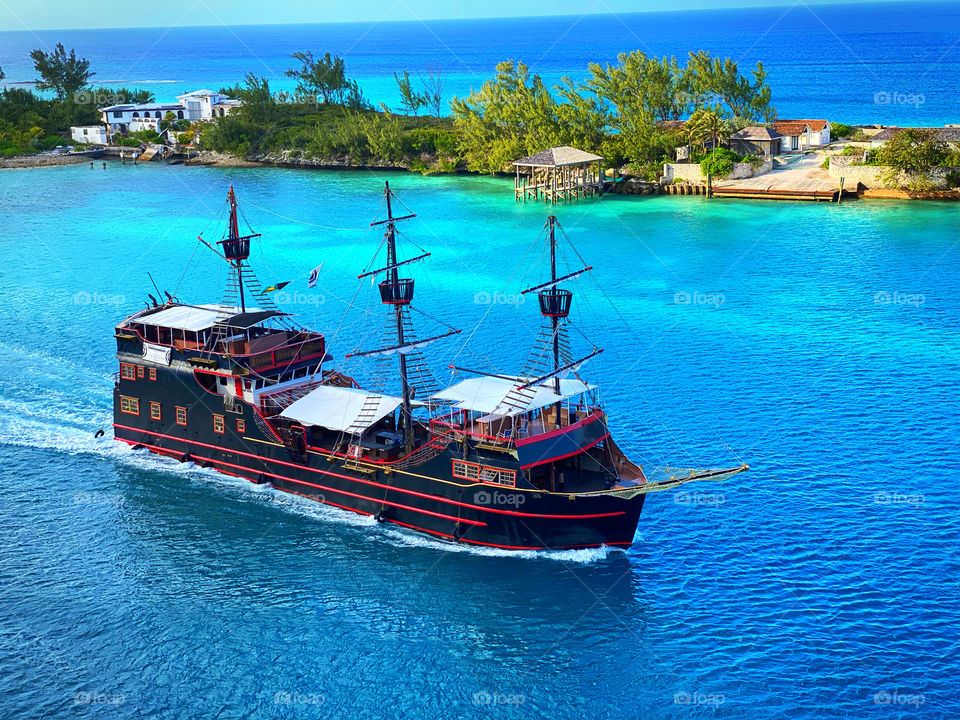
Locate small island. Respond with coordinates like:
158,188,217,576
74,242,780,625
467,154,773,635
1,44,957,200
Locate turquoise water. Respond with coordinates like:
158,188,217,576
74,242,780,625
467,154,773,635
0,161,958,718
2,2,960,124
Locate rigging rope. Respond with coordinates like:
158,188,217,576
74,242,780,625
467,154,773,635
239,197,370,232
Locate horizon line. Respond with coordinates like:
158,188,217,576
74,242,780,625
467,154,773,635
0,0,945,34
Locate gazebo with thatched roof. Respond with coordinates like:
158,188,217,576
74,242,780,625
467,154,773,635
513,146,605,203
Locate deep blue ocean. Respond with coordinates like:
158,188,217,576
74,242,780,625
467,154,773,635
1,1,960,124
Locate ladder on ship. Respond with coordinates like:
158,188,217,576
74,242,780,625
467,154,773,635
343,393,384,469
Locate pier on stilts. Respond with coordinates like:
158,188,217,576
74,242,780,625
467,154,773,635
513,146,605,204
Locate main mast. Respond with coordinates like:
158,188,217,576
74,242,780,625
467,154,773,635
346,182,461,448
382,182,413,446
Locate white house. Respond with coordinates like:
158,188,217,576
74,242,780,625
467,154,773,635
100,102,185,136
176,89,243,120
70,125,108,145
98,90,242,141
773,119,831,149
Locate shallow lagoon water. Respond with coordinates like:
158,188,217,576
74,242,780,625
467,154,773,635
0,162,957,718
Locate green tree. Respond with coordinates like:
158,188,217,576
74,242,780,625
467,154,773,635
686,108,731,160
235,73,278,123
451,60,565,173
878,129,947,174
687,51,773,121
421,67,444,117
0,66,5,83
359,110,404,162
29,43,94,101
394,70,424,116
286,51,347,104
586,51,693,124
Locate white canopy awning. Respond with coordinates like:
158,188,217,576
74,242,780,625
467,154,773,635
136,304,250,333
280,385,403,433
431,376,594,417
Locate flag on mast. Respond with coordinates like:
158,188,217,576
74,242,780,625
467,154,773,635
264,281,290,293
307,263,324,288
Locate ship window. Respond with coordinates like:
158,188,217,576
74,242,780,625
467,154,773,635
213,415,225,434
120,396,140,415
219,377,227,386
136,366,145,378
480,467,517,488
236,419,245,433
452,460,481,481
175,406,187,426
121,363,136,380
150,402,161,421
149,368,157,381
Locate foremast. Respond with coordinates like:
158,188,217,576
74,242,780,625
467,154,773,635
218,186,260,313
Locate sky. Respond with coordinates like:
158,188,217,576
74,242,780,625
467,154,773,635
0,0,937,32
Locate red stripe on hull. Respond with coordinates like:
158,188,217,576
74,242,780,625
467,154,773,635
112,424,627,520
115,436,485,527
116,436,630,551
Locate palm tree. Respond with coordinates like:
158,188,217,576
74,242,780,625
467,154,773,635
698,110,730,162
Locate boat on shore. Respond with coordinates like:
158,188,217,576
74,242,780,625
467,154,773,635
112,183,746,550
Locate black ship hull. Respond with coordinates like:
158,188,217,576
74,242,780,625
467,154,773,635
112,372,645,551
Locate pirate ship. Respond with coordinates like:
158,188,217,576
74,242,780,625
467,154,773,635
112,183,746,550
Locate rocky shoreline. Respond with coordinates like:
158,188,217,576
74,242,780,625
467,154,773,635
5,147,959,201
192,150,415,171
0,150,103,169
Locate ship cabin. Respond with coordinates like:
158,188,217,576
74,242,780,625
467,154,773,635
272,384,413,463
115,302,328,402
427,374,630,493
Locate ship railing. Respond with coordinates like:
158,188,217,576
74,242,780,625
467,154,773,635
258,379,325,416
429,404,602,445
237,334,326,370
